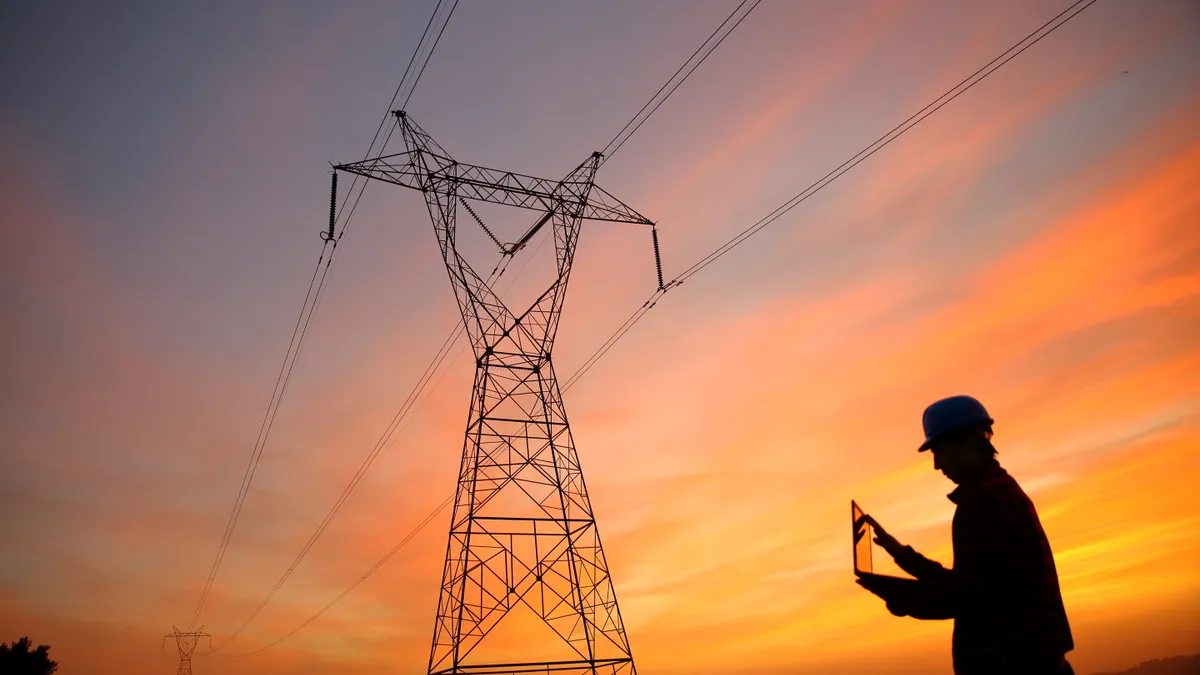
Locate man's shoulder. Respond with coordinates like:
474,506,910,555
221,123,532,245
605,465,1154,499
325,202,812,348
979,469,1044,527
955,465,1039,516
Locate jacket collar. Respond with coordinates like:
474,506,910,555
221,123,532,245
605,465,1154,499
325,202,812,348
947,459,1005,504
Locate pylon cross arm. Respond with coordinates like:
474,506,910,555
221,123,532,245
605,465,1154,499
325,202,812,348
336,144,652,226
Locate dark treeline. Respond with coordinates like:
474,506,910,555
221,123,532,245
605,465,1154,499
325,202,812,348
0,637,58,675
1091,654,1200,675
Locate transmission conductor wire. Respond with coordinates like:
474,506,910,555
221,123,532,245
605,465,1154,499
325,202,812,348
565,0,1098,391
187,239,331,630
330,0,450,233
334,0,458,239
328,0,458,248
402,0,459,111
210,1,767,651
224,494,455,657
600,0,761,165
218,225,548,657
193,0,457,643
208,260,503,654
213,205,515,653
303,0,459,358
313,0,754,536
287,0,458,349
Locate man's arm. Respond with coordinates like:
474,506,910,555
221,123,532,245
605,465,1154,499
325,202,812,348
863,515,953,583
892,545,953,583
857,516,955,619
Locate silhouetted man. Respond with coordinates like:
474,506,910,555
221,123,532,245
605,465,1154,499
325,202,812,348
857,395,1074,675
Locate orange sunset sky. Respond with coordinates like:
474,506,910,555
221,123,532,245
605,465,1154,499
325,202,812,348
0,1,1197,674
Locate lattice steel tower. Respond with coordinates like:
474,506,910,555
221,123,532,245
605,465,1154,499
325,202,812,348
337,112,650,674
164,627,209,675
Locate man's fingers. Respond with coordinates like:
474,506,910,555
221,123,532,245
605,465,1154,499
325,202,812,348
873,534,902,555
864,514,889,536
862,513,905,553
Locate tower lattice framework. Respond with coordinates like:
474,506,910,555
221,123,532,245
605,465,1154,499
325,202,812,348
164,627,209,675
337,112,650,675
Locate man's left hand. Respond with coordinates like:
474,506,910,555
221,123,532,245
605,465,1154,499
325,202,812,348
855,576,911,616
885,598,910,617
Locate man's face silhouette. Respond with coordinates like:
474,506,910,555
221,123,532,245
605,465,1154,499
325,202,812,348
929,430,987,484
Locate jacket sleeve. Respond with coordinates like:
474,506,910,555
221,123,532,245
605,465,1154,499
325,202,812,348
895,579,954,620
890,547,955,620
894,545,952,583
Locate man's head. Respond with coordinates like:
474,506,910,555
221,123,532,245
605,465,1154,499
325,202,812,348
926,425,996,483
918,395,996,484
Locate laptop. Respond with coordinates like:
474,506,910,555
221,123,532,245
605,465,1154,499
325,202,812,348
851,500,918,597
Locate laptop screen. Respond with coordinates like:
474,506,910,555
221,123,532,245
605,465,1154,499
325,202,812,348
852,500,872,575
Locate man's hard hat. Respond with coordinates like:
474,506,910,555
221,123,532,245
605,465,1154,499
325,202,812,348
918,395,994,451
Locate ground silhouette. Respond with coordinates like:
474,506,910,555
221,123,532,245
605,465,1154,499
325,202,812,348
0,637,58,674
1091,654,1200,675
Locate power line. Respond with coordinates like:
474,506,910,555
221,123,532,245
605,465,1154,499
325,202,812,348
299,0,756,554
213,222,553,653
188,240,331,630
204,2,767,651
402,0,460,111
329,0,460,243
330,0,451,232
224,495,454,658
206,262,499,654
565,0,1099,391
600,0,761,164
187,0,457,637
215,246,543,655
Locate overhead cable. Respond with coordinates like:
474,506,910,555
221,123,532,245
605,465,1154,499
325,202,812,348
600,0,761,165
215,253,521,656
208,0,775,651
187,240,332,630
192,0,458,641
564,0,1099,391
223,495,454,657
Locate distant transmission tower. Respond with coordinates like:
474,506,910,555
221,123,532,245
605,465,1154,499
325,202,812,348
337,111,652,674
164,627,210,675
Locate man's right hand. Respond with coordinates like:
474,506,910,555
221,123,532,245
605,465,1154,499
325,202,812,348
863,515,905,558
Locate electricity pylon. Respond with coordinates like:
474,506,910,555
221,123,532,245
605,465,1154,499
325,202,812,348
164,627,210,675
337,111,652,674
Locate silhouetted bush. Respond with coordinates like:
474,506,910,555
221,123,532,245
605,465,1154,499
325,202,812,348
0,637,58,675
